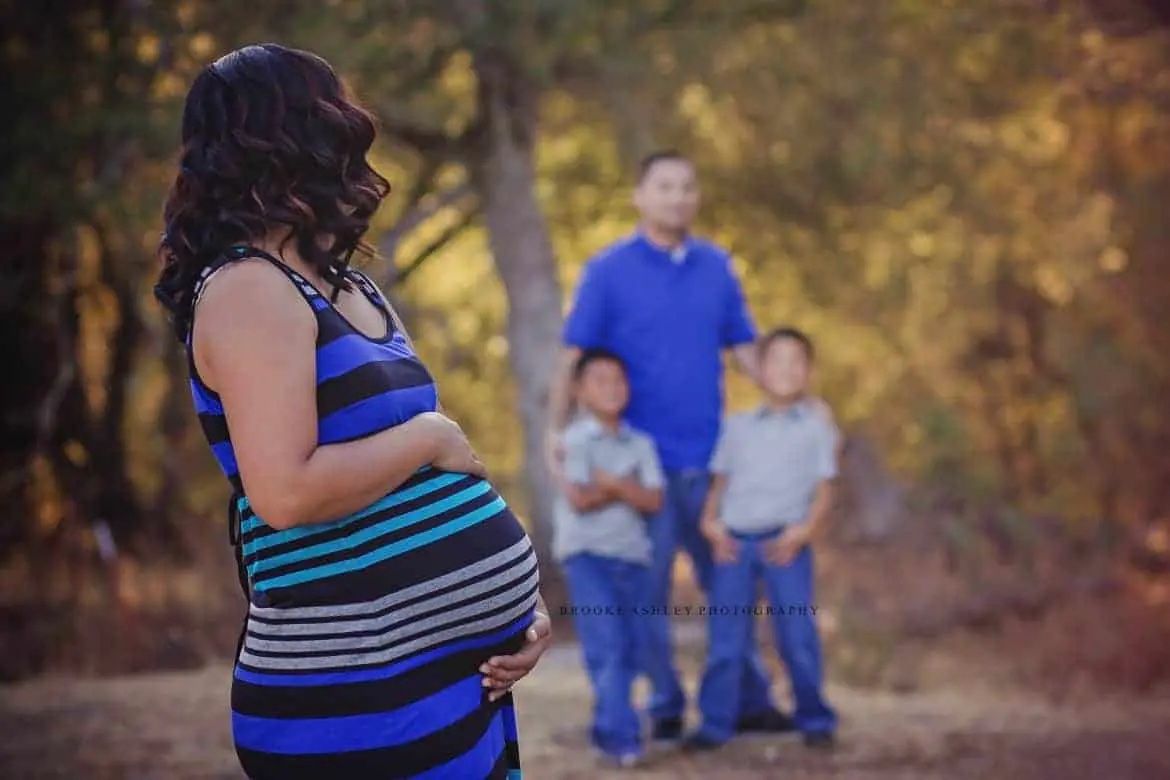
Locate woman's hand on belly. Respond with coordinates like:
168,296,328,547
422,412,488,478
479,609,552,701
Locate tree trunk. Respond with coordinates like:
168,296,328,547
466,52,566,607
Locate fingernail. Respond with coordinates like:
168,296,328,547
482,677,491,687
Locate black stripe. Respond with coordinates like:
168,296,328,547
485,747,508,780
247,559,538,645
239,469,458,546
231,628,527,719
234,689,507,779
505,737,520,771
248,546,536,627
243,581,539,661
316,307,352,346
242,474,481,565
198,412,229,446
251,490,502,583
257,507,531,607
316,357,435,419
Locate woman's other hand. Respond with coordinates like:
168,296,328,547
479,610,552,702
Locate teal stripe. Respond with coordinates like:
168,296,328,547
507,771,523,780
254,496,507,591
249,481,493,575
240,471,465,545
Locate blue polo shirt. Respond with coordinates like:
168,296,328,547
563,232,757,470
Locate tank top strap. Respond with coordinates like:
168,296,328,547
345,267,387,312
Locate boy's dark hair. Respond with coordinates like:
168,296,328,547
574,348,628,380
637,149,691,182
759,326,815,361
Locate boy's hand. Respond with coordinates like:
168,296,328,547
766,524,811,566
702,518,739,564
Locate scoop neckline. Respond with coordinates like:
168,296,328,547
297,268,395,344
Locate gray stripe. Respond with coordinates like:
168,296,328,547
248,556,539,639
244,566,539,654
239,590,538,671
248,535,533,621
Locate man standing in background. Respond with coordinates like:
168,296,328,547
547,151,792,739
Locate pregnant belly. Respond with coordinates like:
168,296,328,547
235,469,540,675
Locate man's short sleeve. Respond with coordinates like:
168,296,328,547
563,432,592,485
562,260,607,348
709,417,736,474
634,435,665,490
721,257,757,347
815,420,841,480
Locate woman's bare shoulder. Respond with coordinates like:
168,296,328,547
192,258,316,382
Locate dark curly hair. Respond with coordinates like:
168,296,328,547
155,43,390,340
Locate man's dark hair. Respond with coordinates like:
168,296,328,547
574,348,627,380
637,149,691,182
759,326,815,362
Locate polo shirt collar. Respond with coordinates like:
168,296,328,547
580,413,633,441
634,229,692,265
756,398,810,421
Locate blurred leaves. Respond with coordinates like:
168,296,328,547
3,0,1169,563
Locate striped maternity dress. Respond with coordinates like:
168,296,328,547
185,245,539,779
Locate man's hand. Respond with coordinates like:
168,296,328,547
702,518,739,564
765,524,811,567
479,610,552,702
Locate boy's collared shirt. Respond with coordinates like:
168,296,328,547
710,399,839,534
553,414,664,564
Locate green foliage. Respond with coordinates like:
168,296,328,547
3,0,1168,559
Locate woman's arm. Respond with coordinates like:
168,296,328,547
195,261,482,530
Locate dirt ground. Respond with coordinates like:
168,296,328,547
2,617,1169,780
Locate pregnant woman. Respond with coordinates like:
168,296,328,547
154,44,549,778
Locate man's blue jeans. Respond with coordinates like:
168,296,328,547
696,536,836,741
562,553,656,757
644,469,775,720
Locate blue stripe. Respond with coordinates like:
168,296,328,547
234,611,534,687
190,381,222,414
316,334,415,382
254,496,507,590
507,771,523,780
317,384,439,444
501,701,518,741
211,440,238,477
232,674,483,753
248,481,492,574
411,708,504,779
240,471,465,545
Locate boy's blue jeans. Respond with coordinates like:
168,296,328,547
562,553,657,757
644,470,775,720
697,534,837,742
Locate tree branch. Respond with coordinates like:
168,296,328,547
378,182,476,263
375,108,465,156
391,209,479,287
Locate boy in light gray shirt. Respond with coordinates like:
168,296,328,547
554,348,665,768
686,327,839,751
